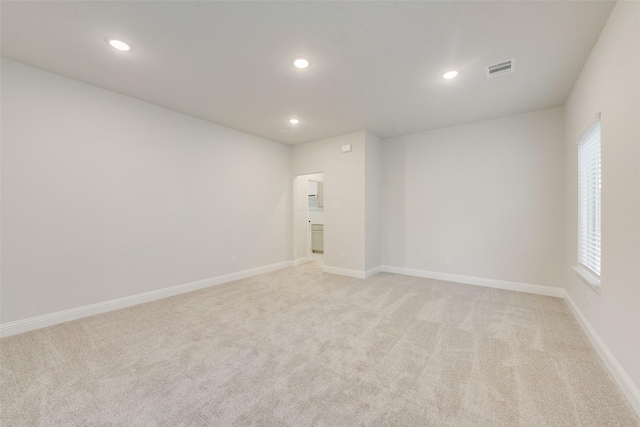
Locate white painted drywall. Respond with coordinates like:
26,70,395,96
365,132,382,271
292,132,366,272
1,59,292,323
381,107,565,287
563,1,640,392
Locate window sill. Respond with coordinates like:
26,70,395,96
572,266,601,295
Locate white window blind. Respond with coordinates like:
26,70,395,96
578,120,601,277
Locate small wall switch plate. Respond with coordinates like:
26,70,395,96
341,144,352,153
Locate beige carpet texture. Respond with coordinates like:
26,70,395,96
1,261,638,426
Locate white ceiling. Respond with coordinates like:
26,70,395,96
1,1,614,145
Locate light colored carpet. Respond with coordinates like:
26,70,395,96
1,261,638,426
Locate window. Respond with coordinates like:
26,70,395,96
577,119,601,286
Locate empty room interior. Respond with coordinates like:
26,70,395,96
1,1,639,425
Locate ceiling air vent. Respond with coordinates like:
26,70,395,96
486,58,515,79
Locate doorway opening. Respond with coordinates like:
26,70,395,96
293,172,324,266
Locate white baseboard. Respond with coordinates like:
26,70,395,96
365,265,382,278
293,257,312,267
380,265,564,297
563,291,640,416
0,261,291,338
322,265,380,279
323,265,366,279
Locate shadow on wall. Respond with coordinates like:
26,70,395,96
382,142,406,266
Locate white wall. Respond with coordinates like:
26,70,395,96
382,107,565,287
292,132,366,273
1,59,292,323
563,1,640,400
365,132,382,272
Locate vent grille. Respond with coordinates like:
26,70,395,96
486,59,515,78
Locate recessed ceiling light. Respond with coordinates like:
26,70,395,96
106,38,132,52
289,118,300,124
293,59,310,69
443,71,458,79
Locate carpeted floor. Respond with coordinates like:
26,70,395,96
1,261,638,426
